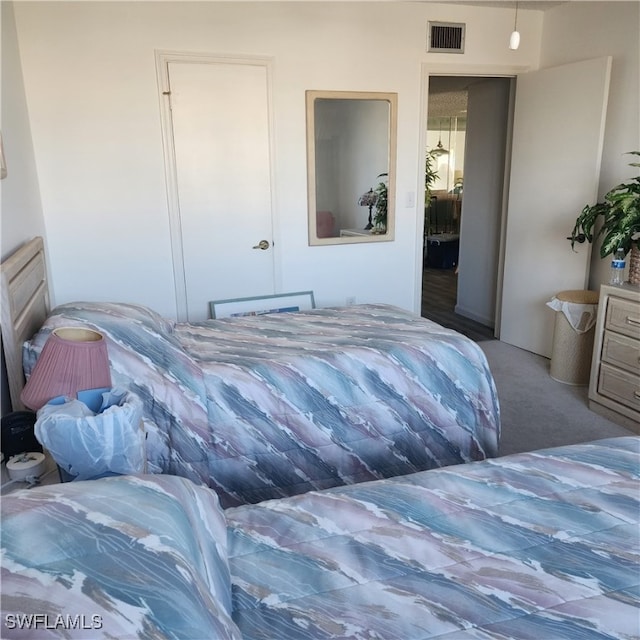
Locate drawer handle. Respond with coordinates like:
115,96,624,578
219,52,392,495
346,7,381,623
627,316,640,326
635,391,640,400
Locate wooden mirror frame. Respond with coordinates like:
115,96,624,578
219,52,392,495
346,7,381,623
306,90,398,246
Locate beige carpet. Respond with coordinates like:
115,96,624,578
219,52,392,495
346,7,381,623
478,340,635,457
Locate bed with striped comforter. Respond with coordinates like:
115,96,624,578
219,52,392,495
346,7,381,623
2,437,638,639
24,302,500,507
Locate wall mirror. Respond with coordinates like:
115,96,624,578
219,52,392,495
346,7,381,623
306,90,397,245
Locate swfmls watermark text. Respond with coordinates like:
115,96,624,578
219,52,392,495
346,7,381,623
5,614,103,631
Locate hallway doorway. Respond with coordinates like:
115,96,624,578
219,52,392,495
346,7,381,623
422,75,512,337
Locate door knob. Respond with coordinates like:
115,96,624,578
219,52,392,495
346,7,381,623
253,240,270,250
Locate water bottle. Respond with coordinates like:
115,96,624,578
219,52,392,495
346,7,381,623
610,248,626,285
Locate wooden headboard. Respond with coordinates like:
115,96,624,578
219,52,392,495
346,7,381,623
0,237,50,411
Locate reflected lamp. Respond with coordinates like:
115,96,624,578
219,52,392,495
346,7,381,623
358,189,378,230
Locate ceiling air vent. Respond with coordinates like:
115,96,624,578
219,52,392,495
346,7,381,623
428,22,465,54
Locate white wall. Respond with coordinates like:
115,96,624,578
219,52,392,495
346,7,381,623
0,1,46,262
9,1,544,318
6,2,637,320
541,1,640,290
1,1,49,414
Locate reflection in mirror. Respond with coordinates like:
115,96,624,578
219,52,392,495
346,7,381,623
307,91,397,245
425,115,466,237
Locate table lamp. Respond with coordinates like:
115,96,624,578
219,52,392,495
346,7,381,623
20,327,111,411
358,188,378,230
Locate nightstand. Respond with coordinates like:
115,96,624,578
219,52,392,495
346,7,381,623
588,283,640,432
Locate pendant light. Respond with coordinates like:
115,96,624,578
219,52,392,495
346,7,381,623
430,118,449,156
509,1,521,50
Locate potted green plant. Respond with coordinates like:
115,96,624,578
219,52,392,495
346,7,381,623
568,151,640,285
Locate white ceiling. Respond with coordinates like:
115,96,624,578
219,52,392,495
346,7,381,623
436,1,564,10
162,1,564,7
149,0,565,8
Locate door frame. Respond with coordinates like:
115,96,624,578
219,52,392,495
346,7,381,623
417,63,530,334
155,50,278,321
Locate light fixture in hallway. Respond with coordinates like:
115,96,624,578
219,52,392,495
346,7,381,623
509,2,521,50
430,118,449,156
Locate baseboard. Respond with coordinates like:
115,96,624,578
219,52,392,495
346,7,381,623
454,304,494,329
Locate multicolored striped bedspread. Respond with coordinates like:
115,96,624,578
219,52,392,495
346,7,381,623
1,474,240,640
2,437,638,639
24,302,500,507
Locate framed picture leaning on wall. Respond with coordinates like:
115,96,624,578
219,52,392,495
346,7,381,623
209,291,315,319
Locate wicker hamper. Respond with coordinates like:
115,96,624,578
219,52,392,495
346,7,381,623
549,289,600,385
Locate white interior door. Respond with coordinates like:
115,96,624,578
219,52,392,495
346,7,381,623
167,58,275,321
500,57,611,357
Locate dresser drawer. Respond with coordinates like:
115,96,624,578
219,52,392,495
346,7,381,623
598,363,640,413
605,296,640,339
601,330,640,375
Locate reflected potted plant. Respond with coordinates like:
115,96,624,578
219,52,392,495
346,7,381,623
424,151,440,235
425,151,439,203
568,151,640,285
373,173,388,233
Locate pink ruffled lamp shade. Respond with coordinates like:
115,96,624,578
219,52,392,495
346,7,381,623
20,327,112,411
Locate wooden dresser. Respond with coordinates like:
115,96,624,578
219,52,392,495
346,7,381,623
588,284,640,432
